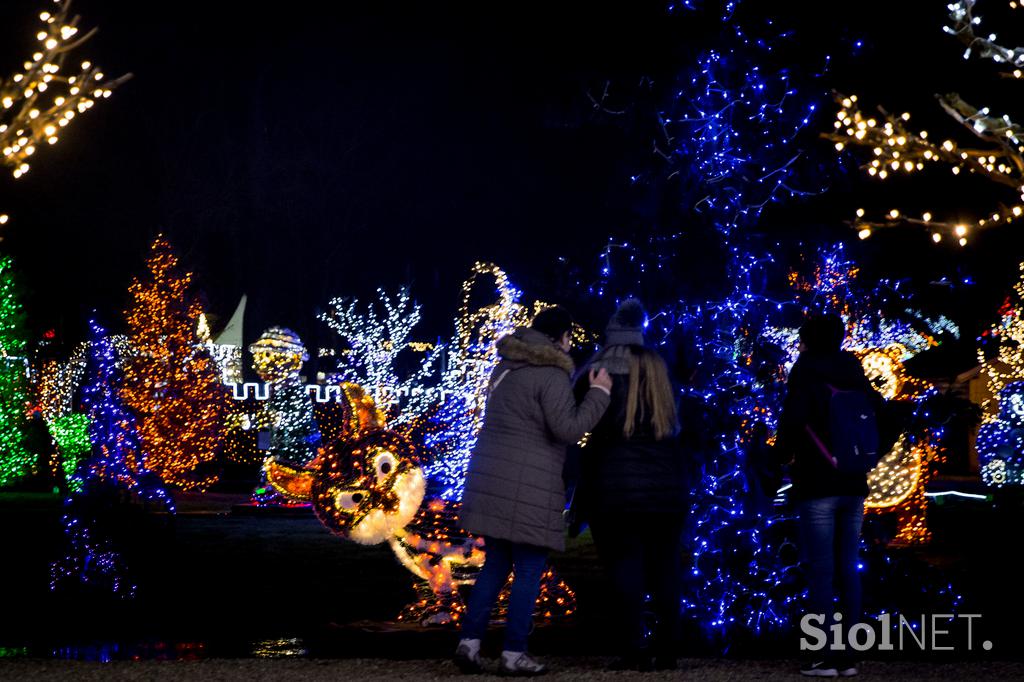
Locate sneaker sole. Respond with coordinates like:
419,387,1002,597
498,668,548,677
800,670,839,678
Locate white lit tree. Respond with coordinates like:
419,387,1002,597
320,287,442,427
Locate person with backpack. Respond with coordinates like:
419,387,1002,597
455,305,613,676
775,314,883,678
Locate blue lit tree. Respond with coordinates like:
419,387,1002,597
582,3,828,645
80,320,143,487
51,320,174,599
581,3,967,645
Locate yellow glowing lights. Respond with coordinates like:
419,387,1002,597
249,327,308,385
860,346,908,400
824,4,1024,241
854,346,943,544
1,1,131,182
866,437,923,508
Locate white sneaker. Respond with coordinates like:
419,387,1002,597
498,651,548,676
800,661,839,677
454,638,483,674
838,665,858,677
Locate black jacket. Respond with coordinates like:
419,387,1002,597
775,350,881,500
574,348,689,519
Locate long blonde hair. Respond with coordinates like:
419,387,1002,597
623,346,679,441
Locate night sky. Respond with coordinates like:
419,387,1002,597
2,0,1022,371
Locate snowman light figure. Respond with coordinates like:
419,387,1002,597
248,327,321,504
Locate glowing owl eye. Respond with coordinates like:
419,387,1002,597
374,452,398,482
334,490,368,512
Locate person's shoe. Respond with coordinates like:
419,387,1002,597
454,638,483,675
833,655,858,677
498,651,548,676
800,661,839,677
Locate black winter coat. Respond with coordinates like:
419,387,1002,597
574,348,689,521
775,350,881,500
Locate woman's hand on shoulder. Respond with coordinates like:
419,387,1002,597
589,367,613,394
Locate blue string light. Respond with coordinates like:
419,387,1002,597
583,3,964,645
50,320,174,599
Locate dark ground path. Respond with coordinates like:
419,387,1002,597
2,658,1024,680
1,485,1021,667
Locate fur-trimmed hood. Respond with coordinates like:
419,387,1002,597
495,327,575,375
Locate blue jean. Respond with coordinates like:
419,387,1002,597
798,495,865,645
460,537,549,652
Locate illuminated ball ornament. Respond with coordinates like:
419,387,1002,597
249,327,308,385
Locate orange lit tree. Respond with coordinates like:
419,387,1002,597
121,237,229,490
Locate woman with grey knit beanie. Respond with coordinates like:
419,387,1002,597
574,298,687,672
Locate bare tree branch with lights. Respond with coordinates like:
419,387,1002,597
1,0,131,228
947,0,1024,75
822,1,1024,244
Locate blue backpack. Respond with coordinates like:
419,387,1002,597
805,385,881,474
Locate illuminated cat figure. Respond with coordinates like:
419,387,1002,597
265,386,574,625
266,422,487,624
264,264,577,622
